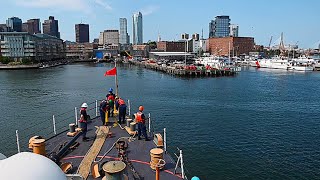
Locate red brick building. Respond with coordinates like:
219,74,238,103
157,41,186,52
208,37,254,56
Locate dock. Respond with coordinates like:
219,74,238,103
130,61,238,77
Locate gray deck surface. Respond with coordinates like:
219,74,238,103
45,116,183,180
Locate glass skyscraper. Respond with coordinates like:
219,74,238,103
6,17,22,32
209,16,230,38
119,18,129,44
132,12,143,45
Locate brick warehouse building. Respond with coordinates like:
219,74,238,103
157,41,186,52
208,37,254,56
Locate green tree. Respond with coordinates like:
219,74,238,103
0,56,12,64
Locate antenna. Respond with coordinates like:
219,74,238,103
201,28,203,40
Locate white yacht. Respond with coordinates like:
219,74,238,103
288,56,315,71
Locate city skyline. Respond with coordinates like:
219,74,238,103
0,0,320,48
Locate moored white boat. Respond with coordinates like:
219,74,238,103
288,66,313,71
257,56,290,70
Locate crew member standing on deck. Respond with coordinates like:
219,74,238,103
116,97,126,124
106,88,115,117
135,106,149,141
79,103,89,141
99,98,108,125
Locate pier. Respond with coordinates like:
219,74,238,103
130,61,238,77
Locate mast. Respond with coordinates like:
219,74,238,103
228,41,231,68
115,61,119,96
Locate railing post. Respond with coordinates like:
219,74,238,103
148,113,151,133
53,115,56,135
128,99,131,116
180,150,185,178
95,100,98,117
163,128,167,153
15,130,20,153
75,107,78,126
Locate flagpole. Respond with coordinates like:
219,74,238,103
115,60,119,96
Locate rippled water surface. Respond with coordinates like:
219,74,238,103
1,64,320,179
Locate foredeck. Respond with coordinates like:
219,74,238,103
45,116,183,180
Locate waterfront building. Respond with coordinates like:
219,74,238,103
191,39,201,54
6,17,22,32
75,23,89,43
230,24,239,37
132,12,143,45
209,16,230,38
43,16,60,38
98,30,119,50
132,44,150,58
208,37,254,56
119,18,130,44
0,32,65,61
157,41,186,52
65,42,97,59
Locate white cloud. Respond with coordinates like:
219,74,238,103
140,5,159,16
94,0,112,10
15,0,112,14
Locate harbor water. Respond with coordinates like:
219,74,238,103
1,64,320,179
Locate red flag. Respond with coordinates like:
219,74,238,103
104,67,117,76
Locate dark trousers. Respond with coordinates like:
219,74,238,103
138,122,148,139
108,103,114,117
118,105,126,123
79,122,87,138
100,110,105,125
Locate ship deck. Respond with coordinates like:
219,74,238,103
45,116,183,180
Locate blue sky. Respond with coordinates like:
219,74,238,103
0,0,319,48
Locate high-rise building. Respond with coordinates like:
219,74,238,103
75,23,89,43
119,18,130,44
99,30,119,49
209,16,230,38
22,23,28,32
209,20,215,38
6,17,22,32
25,19,41,34
0,24,6,32
43,16,60,38
230,24,239,37
132,12,143,45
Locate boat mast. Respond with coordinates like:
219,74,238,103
228,41,231,68
115,61,119,96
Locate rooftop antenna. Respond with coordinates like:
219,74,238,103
201,28,204,40
157,30,161,42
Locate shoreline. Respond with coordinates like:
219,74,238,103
0,64,40,70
